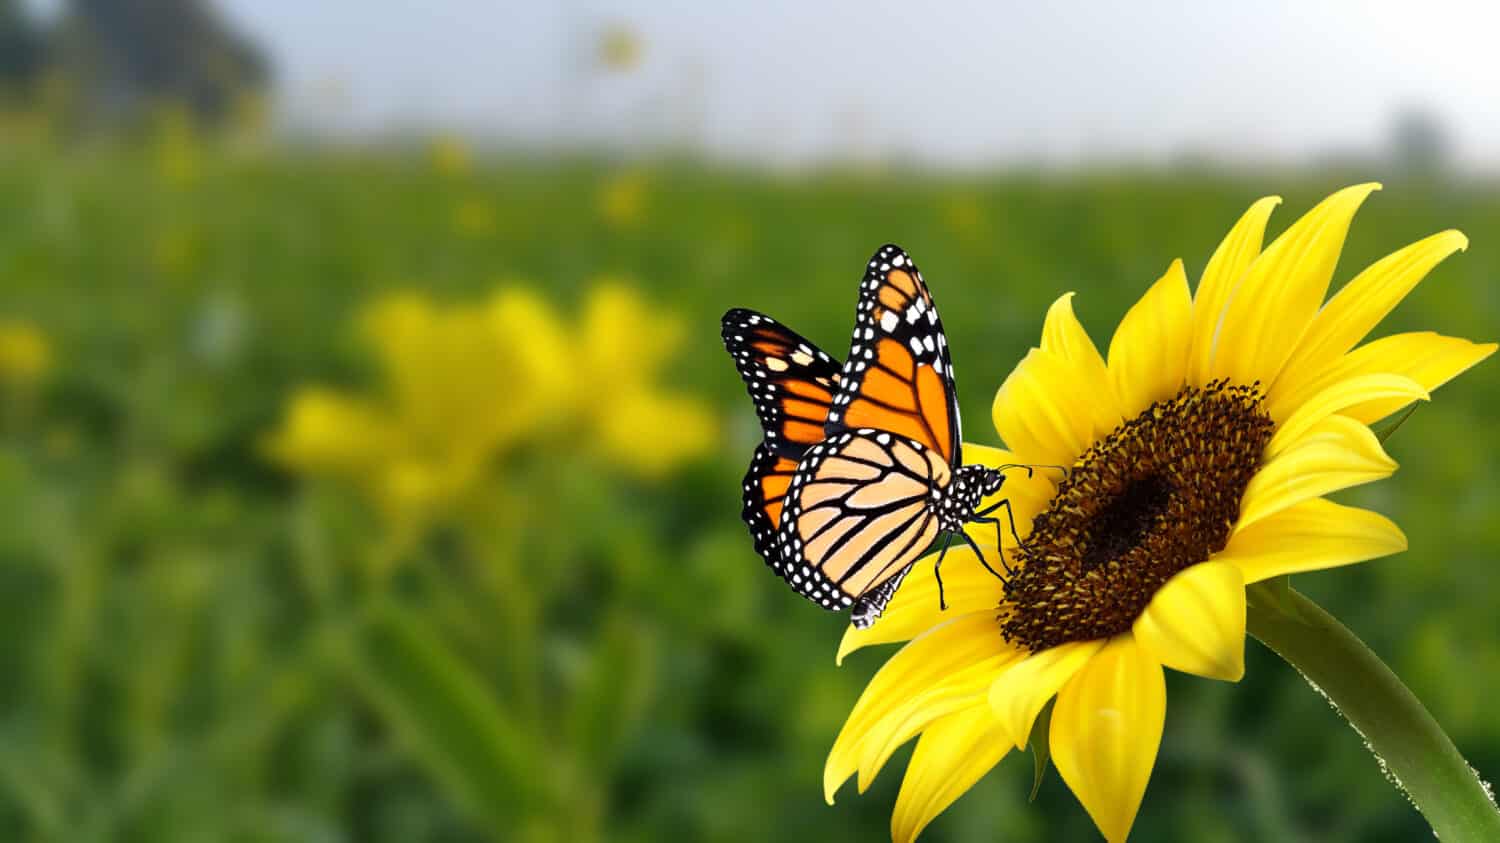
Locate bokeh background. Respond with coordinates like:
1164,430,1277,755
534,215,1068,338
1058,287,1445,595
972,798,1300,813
1,2,1497,841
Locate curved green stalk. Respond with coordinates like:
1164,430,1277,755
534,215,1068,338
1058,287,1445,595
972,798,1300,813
1246,582,1500,841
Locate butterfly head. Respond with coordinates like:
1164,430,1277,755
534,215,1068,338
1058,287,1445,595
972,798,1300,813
938,464,1005,532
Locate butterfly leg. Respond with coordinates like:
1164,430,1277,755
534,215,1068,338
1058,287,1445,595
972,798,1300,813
958,530,1006,582
933,533,954,611
972,498,1028,575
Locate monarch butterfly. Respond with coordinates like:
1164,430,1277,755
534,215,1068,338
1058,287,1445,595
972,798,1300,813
723,244,1025,629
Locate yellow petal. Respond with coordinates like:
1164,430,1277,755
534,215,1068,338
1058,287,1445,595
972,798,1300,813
1107,259,1194,418
1210,184,1380,388
826,612,1016,804
994,347,1116,468
1266,373,1428,458
1042,292,1110,377
855,656,1010,793
1340,337,1496,424
835,544,1006,665
1049,634,1166,843
1237,415,1395,531
1268,331,1497,423
1186,195,1281,386
1274,230,1468,395
1217,497,1407,583
988,639,1105,749
891,704,1011,843
1132,561,1246,681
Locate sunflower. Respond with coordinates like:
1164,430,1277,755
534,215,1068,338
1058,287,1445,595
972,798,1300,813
824,184,1495,842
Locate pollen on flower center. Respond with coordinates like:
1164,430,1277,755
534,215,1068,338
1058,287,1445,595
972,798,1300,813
1001,380,1275,651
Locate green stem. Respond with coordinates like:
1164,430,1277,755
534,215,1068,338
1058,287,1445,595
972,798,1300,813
1246,583,1500,841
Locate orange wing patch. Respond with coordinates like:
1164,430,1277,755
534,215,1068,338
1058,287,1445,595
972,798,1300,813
827,245,961,466
722,308,843,459
837,337,949,460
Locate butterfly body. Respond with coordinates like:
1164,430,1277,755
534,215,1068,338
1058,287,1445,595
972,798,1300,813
723,245,1016,629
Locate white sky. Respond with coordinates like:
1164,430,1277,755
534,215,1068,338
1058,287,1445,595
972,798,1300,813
215,0,1500,167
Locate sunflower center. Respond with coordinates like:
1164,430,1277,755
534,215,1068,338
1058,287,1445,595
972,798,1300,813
1000,380,1274,651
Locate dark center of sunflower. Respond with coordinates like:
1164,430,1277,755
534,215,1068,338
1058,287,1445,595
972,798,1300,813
1000,380,1274,652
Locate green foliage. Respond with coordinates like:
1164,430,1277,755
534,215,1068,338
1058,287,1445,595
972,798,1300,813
0,130,1497,842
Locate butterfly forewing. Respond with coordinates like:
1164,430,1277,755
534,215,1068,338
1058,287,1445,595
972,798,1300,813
826,245,962,466
777,429,949,620
721,308,842,459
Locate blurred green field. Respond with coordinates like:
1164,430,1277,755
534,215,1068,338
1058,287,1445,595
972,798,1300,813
0,125,1497,842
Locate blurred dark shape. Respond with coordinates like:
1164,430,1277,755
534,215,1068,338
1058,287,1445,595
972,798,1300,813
1389,107,1453,178
47,0,268,123
0,0,45,88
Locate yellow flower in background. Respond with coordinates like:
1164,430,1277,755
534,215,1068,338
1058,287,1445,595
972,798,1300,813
429,135,472,178
598,170,649,228
266,288,569,520
266,281,713,522
452,197,497,237
150,103,201,188
262,388,395,475
0,320,53,386
574,282,717,477
826,185,1494,842
597,23,644,73
941,195,986,241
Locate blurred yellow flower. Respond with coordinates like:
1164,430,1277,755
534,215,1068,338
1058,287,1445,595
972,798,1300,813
597,170,650,228
941,196,986,240
573,282,717,476
265,281,712,523
0,320,53,385
453,197,497,237
597,23,644,73
150,104,201,188
429,135,472,178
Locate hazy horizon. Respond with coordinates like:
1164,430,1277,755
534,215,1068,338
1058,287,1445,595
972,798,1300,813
188,1,1500,171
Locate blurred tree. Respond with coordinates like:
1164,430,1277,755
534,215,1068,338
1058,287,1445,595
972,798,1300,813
0,0,45,89
1389,107,1454,178
49,0,268,124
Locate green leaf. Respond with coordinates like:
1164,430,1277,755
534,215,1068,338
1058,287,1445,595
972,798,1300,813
350,602,545,834
1028,697,1055,802
1373,402,1420,444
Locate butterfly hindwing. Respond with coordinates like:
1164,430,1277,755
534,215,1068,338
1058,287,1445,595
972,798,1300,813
722,308,843,459
826,245,961,466
776,428,949,624
740,443,800,579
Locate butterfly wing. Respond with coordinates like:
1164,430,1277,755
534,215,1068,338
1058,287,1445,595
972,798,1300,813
826,245,961,466
722,308,843,459
777,428,949,626
724,308,844,577
740,443,800,577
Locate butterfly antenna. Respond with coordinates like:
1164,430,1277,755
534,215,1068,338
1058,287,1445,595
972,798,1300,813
997,462,1070,481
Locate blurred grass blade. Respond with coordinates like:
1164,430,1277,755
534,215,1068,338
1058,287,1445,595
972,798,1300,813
1028,697,1054,802
351,602,544,832
567,613,655,773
